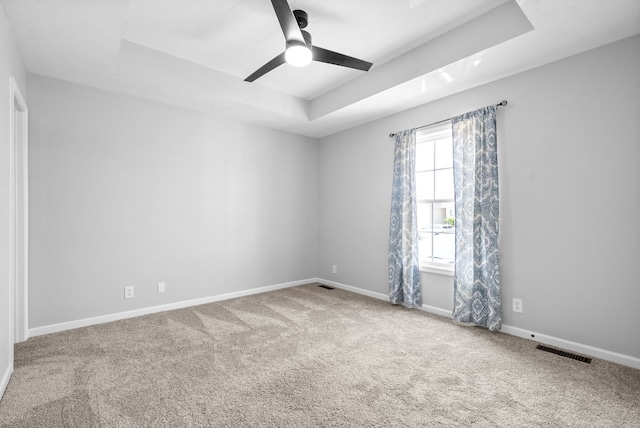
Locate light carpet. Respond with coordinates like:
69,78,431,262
0,284,638,427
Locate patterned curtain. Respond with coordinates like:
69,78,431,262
388,129,422,309
452,106,501,331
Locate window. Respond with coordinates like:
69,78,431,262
416,121,455,275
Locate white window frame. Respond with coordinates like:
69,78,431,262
416,121,455,276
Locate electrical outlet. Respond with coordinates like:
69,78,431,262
124,286,134,299
332,265,337,274
157,282,165,293
512,298,523,313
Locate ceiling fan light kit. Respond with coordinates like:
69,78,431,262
285,44,312,67
245,0,372,82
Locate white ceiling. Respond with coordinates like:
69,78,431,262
2,0,639,138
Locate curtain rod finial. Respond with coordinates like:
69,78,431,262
497,100,508,107
389,133,395,138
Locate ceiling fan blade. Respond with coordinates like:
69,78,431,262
271,0,305,44
244,52,286,82
313,46,372,72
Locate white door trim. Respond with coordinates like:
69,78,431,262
9,76,28,344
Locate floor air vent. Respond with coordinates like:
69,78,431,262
318,285,335,290
536,345,592,364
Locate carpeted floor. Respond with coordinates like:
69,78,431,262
1,283,638,427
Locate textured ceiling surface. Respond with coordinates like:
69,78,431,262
1,0,639,137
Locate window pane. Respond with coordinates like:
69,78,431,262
416,140,434,172
416,171,434,200
433,232,455,265
435,138,453,169
417,202,433,230
417,202,433,262
419,232,433,262
434,202,455,223
431,202,447,225
434,168,454,200
432,201,455,264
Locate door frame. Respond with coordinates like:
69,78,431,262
9,76,28,344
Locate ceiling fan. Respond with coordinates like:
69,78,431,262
244,0,373,82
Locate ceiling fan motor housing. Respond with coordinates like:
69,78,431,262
293,10,308,29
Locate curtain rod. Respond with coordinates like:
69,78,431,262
388,100,508,138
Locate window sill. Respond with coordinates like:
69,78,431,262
419,264,454,277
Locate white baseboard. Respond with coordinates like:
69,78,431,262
0,363,12,401
500,324,640,370
318,278,454,319
29,278,316,338
419,304,454,319
319,278,389,301
317,278,640,370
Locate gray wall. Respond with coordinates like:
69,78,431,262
318,35,640,359
27,75,318,328
0,3,27,395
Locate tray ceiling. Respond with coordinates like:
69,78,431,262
1,0,639,137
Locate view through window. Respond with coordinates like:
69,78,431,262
416,121,455,271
